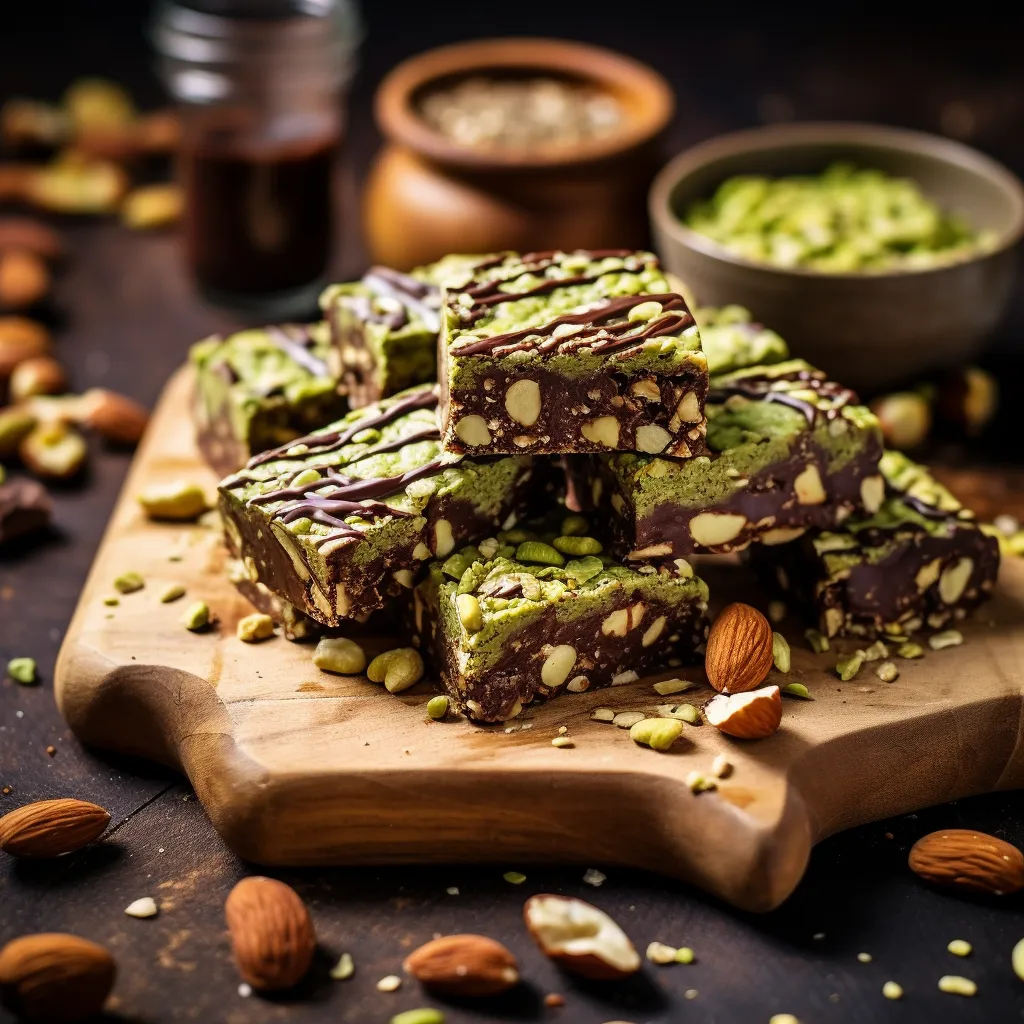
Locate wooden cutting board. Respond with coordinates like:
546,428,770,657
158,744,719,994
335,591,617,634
55,366,1024,912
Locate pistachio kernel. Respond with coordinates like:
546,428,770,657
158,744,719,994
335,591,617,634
805,628,829,654
652,677,693,696
875,661,900,682
7,657,37,685
898,641,925,659
929,629,964,651
882,981,903,1000
137,480,208,522
551,535,602,556
456,592,482,632
367,647,424,693
836,651,864,681
675,947,695,964
313,637,366,675
159,583,185,604
426,695,449,720
772,632,791,673
390,1009,445,1024
113,571,144,594
781,682,812,699
329,952,355,981
236,613,274,643
630,717,684,751
181,600,210,632
503,871,526,884
514,540,564,566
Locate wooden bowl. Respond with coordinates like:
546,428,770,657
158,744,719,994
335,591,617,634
364,38,674,269
649,123,1024,391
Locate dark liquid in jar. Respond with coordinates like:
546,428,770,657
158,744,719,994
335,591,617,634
182,133,337,297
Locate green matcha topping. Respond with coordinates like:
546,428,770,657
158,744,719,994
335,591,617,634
684,162,997,273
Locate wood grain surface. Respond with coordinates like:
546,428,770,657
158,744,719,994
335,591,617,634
54,365,1024,913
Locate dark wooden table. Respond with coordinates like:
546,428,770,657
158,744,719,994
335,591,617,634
3,4,1024,1023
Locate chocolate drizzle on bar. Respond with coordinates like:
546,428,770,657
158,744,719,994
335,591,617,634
351,266,442,333
708,367,858,424
452,293,695,359
266,324,330,379
231,387,458,542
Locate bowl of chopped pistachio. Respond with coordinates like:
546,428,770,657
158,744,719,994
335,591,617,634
650,123,1024,390
365,38,674,270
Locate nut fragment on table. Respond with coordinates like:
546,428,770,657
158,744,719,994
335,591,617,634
9,357,67,401
523,894,640,980
0,797,109,857
367,647,425,693
237,613,274,643
705,685,783,739
312,637,366,675
19,421,88,479
137,480,208,521
121,184,183,231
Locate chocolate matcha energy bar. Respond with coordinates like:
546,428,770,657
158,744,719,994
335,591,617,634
438,250,709,457
590,359,884,558
413,526,710,723
191,322,346,477
218,385,535,626
319,267,442,407
753,451,1000,639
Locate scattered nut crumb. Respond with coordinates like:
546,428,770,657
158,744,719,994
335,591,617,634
7,657,37,685
711,754,733,779
236,613,274,643
929,629,964,651
768,600,787,623
857,952,872,963
113,571,144,594
503,871,526,885
181,600,210,632
590,707,615,722
684,988,698,999
445,887,459,896
551,736,574,748
582,869,606,888
813,932,825,941
897,642,925,659
675,947,694,964
124,897,158,919
938,975,976,996
781,682,812,699
543,993,564,1007
159,583,185,604
653,677,693,696
238,983,252,998
45,745,56,757
103,596,119,606
612,711,646,729
376,974,402,992
947,939,972,957
646,941,678,965
1012,938,1024,982
329,952,354,980
882,981,903,1000
557,725,568,735
875,661,899,682
685,770,716,794
769,1015,801,1024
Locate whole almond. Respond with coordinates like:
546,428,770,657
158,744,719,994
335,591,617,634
404,934,519,996
78,388,149,445
0,933,116,1023
0,317,51,378
909,829,1024,896
0,799,110,858
9,356,67,401
0,219,63,261
705,602,774,693
705,685,783,739
225,876,316,991
0,250,50,309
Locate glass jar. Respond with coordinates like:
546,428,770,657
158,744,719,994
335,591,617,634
152,0,361,319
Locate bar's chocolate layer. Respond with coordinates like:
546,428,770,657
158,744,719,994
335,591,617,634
439,250,708,457
751,451,1000,638
218,385,536,626
589,360,884,558
413,527,709,723
190,322,346,477
319,267,441,407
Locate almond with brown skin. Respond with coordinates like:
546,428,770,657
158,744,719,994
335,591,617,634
0,799,110,858
78,388,149,445
225,876,316,991
0,933,116,1023
0,250,49,309
0,317,50,378
909,829,1024,896
9,356,67,401
705,685,783,739
705,602,774,693
404,934,519,996
523,895,640,980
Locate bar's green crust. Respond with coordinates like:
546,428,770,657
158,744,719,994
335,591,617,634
319,282,438,398
190,322,345,474
695,304,790,377
443,250,704,382
425,552,709,677
602,360,879,518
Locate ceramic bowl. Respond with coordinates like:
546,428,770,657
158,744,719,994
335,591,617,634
649,122,1024,391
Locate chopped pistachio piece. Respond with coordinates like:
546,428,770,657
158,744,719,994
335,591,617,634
590,707,616,722
646,941,678,964
313,637,366,675
675,946,695,964
551,735,574,748
329,952,354,981
938,975,976,996
875,661,899,683
181,600,210,632
782,682,813,699
159,583,185,604
612,711,646,729
772,632,791,673
857,952,872,963
390,1010,445,1024
551,534,602,556
685,770,716,793
631,718,684,751
882,981,903,1000
7,657,37,685
237,613,274,643
103,596,119,606
947,939,972,957
426,695,449,720
658,703,700,724
805,628,829,654
653,677,693,696
113,571,144,594
929,629,964,651
897,641,925,659
137,480,208,522
836,651,864,681
1012,938,1024,982
514,540,564,566
503,870,527,884
859,639,889,662
367,648,425,693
